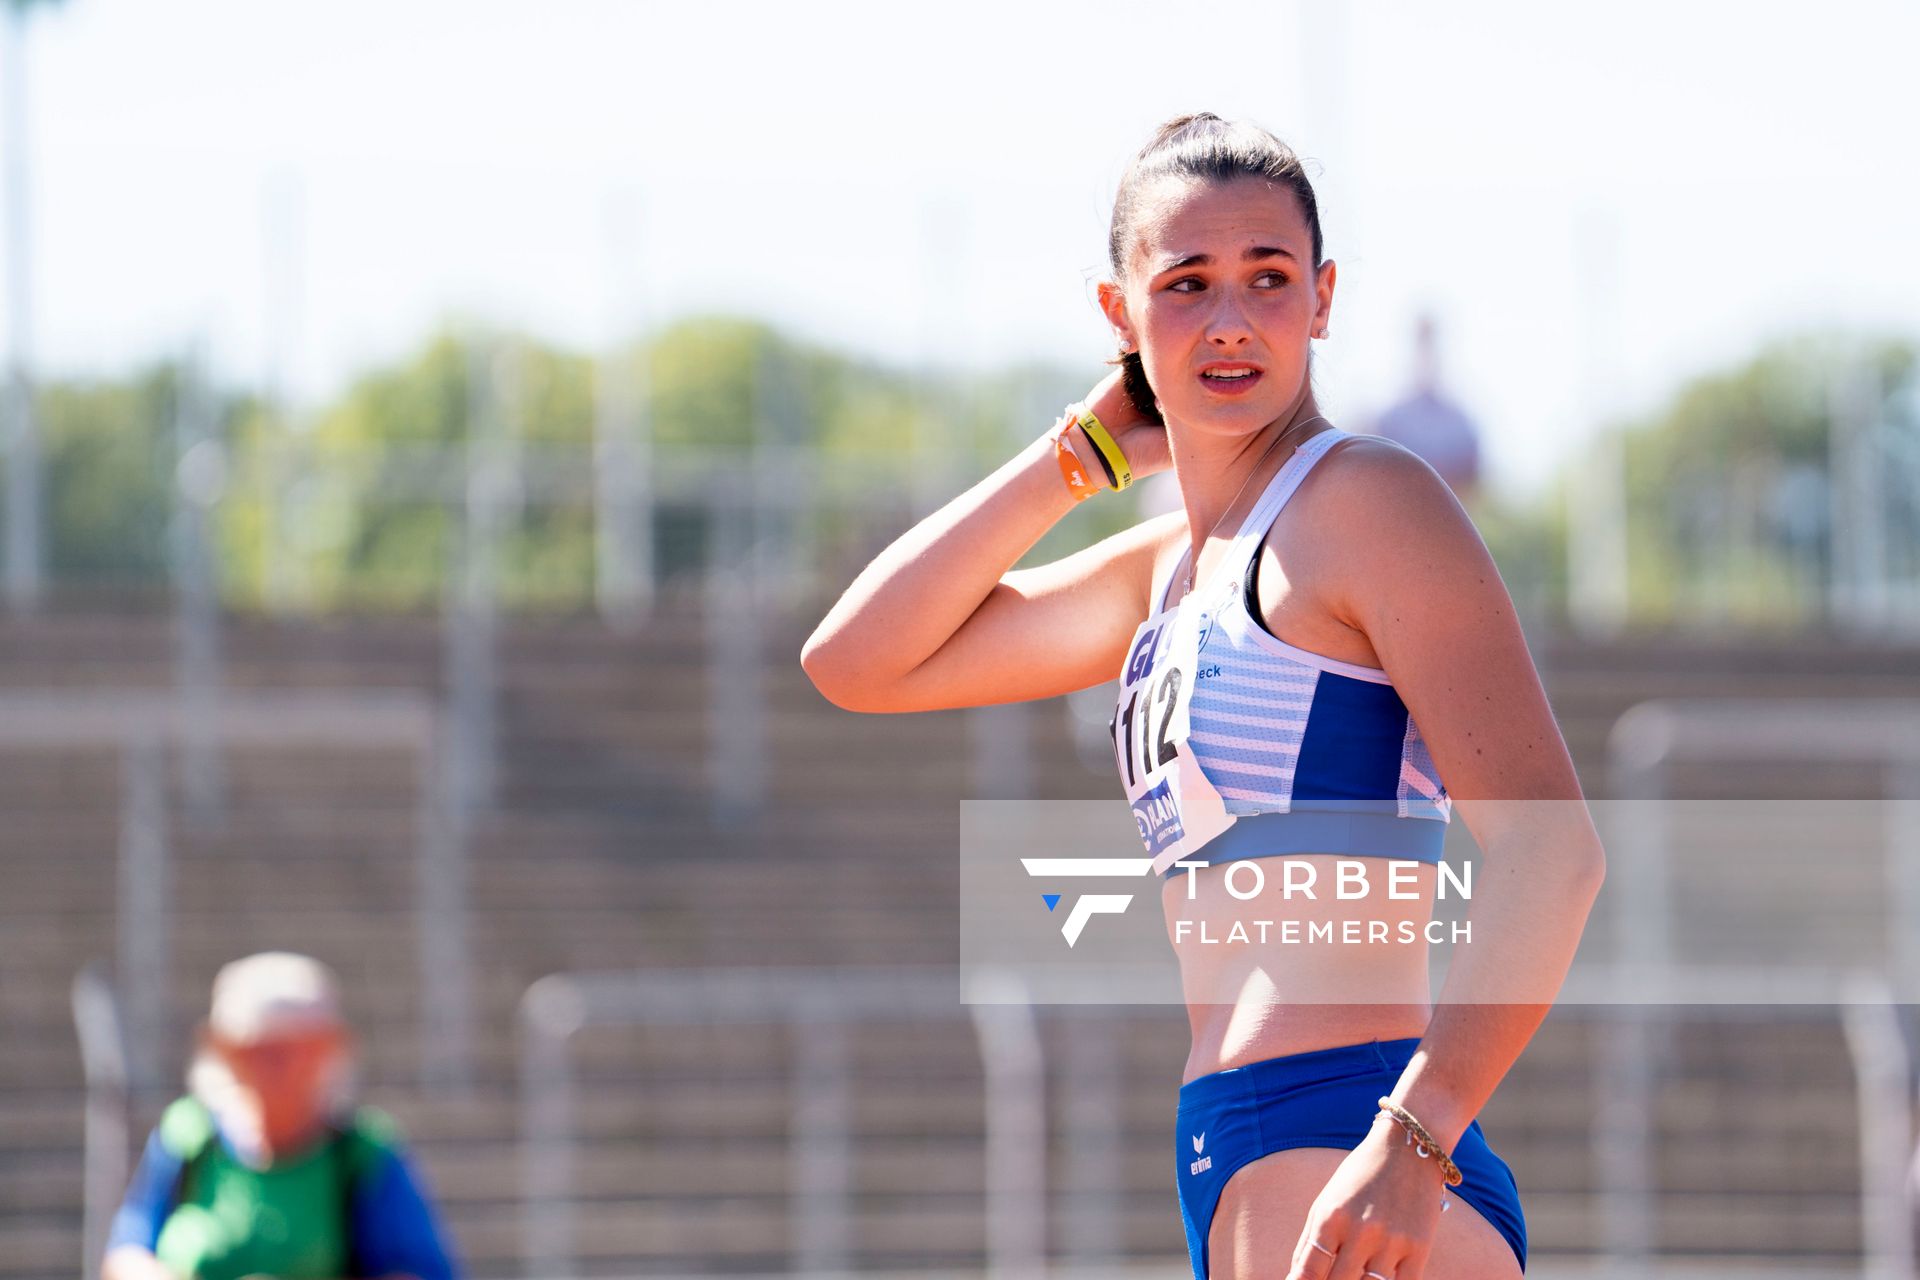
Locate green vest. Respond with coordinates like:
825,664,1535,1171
152,1096,397,1280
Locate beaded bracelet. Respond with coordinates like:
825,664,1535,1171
1376,1097,1464,1187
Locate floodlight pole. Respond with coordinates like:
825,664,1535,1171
594,188,654,628
259,171,306,615
1567,204,1631,636
448,336,509,816
171,342,227,823
2,1,43,611
1827,362,1889,631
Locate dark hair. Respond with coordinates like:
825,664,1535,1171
1107,113,1324,425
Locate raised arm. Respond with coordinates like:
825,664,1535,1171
802,374,1173,713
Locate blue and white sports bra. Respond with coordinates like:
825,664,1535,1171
1110,428,1451,877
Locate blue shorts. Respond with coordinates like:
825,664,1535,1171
1176,1036,1527,1278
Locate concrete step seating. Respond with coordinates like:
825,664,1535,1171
0,597,1911,1276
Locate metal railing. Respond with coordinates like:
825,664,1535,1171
1601,697,1920,1278
518,967,1052,1280
72,962,130,1280
1843,973,1914,1280
6,689,470,1091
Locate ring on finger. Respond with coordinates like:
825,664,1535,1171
1364,1272,1392,1280
1309,1241,1336,1258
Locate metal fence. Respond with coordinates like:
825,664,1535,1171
517,966,1054,1280
24,689,470,1092
1597,698,1920,1279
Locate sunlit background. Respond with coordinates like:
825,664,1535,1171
4,0,1920,1277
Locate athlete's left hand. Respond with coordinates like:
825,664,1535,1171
1285,1113,1448,1280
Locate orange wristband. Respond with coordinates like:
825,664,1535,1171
1052,411,1102,503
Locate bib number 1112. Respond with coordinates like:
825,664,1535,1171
1111,666,1183,787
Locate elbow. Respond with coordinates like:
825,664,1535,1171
799,633,886,713
798,634,843,703
1570,833,1607,901
1541,806,1608,897
1499,821,1605,900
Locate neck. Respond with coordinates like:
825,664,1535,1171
1167,394,1330,572
262,1114,331,1160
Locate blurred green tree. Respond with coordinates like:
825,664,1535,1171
220,317,1112,611
36,363,184,590
52,316,1911,631
1616,332,1915,627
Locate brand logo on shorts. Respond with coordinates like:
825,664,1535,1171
1189,1132,1212,1176
1020,855,1155,947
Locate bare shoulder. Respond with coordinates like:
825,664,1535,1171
1282,430,1502,658
1299,432,1462,532
1285,431,1588,809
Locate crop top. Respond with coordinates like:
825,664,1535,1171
1109,428,1451,877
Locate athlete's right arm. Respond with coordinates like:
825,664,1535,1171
801,430,1178,714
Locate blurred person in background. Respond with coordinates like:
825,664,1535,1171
1369,313,1483,504
804,113,1601,1280
102,952,459,1280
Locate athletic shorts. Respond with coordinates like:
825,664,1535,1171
1175,1035,1527,1278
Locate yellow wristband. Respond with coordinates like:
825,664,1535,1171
1072,405,1132,491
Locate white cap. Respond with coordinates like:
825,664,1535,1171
207,952,344,1044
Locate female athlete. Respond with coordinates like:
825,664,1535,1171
801,113,1604,1280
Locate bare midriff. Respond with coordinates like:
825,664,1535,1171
1163,853,1439,1085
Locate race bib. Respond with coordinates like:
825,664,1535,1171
1111,597,1236,875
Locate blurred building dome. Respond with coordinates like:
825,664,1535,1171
1372,313,1482,495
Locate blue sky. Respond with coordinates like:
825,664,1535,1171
13,0,1920,497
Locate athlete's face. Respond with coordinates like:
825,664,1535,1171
1100,176,1334,437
